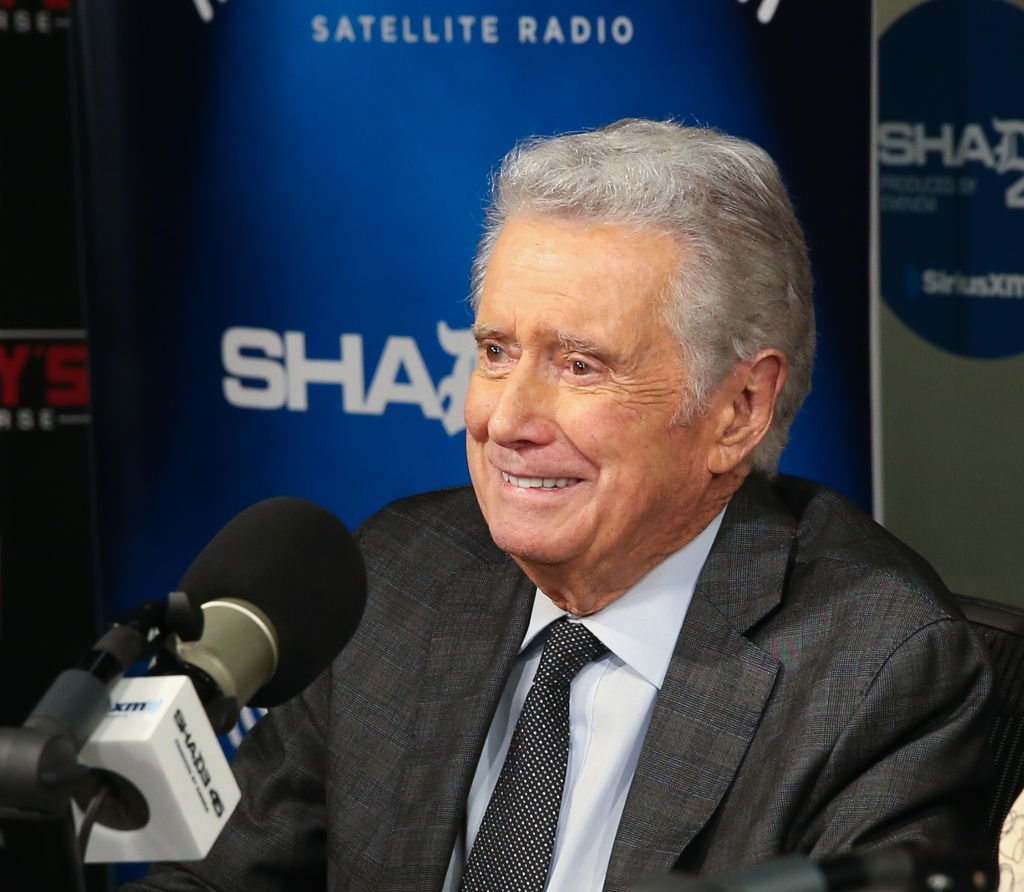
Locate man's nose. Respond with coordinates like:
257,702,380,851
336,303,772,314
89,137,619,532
486,362,557,447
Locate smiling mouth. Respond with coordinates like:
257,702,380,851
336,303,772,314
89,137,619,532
501,472,580,490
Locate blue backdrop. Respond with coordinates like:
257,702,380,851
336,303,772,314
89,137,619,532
77,0,871,621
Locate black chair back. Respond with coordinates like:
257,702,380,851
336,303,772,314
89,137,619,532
957,593,1024,847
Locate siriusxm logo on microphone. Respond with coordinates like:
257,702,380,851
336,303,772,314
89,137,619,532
221,322,476,434
110,699,164,714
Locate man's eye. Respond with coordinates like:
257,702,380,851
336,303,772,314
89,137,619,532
570,358,592,375
480,343,508,364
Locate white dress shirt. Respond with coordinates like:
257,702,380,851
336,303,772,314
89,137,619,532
442,511,724,892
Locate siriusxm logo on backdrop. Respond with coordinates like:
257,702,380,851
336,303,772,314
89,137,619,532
879,119,1024,210
222,323,476,435
903,267,1024,300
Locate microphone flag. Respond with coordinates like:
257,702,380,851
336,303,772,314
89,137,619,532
71,675,240,863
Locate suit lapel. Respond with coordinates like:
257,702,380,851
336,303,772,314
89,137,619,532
604,477,796,890
386,554,534,890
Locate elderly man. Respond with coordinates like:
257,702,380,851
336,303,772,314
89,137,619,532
132,120,993,891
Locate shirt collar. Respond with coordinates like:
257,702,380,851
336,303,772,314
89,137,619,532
520,509,725,689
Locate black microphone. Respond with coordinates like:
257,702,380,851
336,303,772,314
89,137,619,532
72,495,367,863
155,495,367,731
629,844,994,892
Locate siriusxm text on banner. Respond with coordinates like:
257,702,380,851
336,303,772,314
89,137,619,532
877,0,1024,359
221,323,475,436
873,0,1024,606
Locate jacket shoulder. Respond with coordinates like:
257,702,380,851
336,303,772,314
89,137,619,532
770,473,961,628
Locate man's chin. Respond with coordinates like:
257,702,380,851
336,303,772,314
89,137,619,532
487,525,579,569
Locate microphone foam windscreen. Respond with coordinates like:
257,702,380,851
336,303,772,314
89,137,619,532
176,496,366,706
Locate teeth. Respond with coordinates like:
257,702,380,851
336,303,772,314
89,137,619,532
501,472,577,489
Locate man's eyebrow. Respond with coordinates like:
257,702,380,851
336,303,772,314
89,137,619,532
557,331,603,355
471,322,508,343
558,331,632,370
472,324,616,363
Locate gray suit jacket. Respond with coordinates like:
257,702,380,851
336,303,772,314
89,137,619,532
133,475,994,891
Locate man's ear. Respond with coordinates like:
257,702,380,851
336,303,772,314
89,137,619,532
706,350,788,475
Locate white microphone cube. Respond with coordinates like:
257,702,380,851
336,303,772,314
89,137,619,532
73,675,241,863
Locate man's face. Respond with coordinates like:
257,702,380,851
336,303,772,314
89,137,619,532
465,215,729,603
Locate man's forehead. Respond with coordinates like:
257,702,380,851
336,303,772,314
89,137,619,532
481,216,684,300
472,285,674,352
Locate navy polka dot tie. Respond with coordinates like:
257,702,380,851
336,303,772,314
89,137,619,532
460,617,608,892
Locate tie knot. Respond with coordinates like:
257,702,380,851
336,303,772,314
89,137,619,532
534,618,608,688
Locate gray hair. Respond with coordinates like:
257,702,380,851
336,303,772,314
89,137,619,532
470,118,815,474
